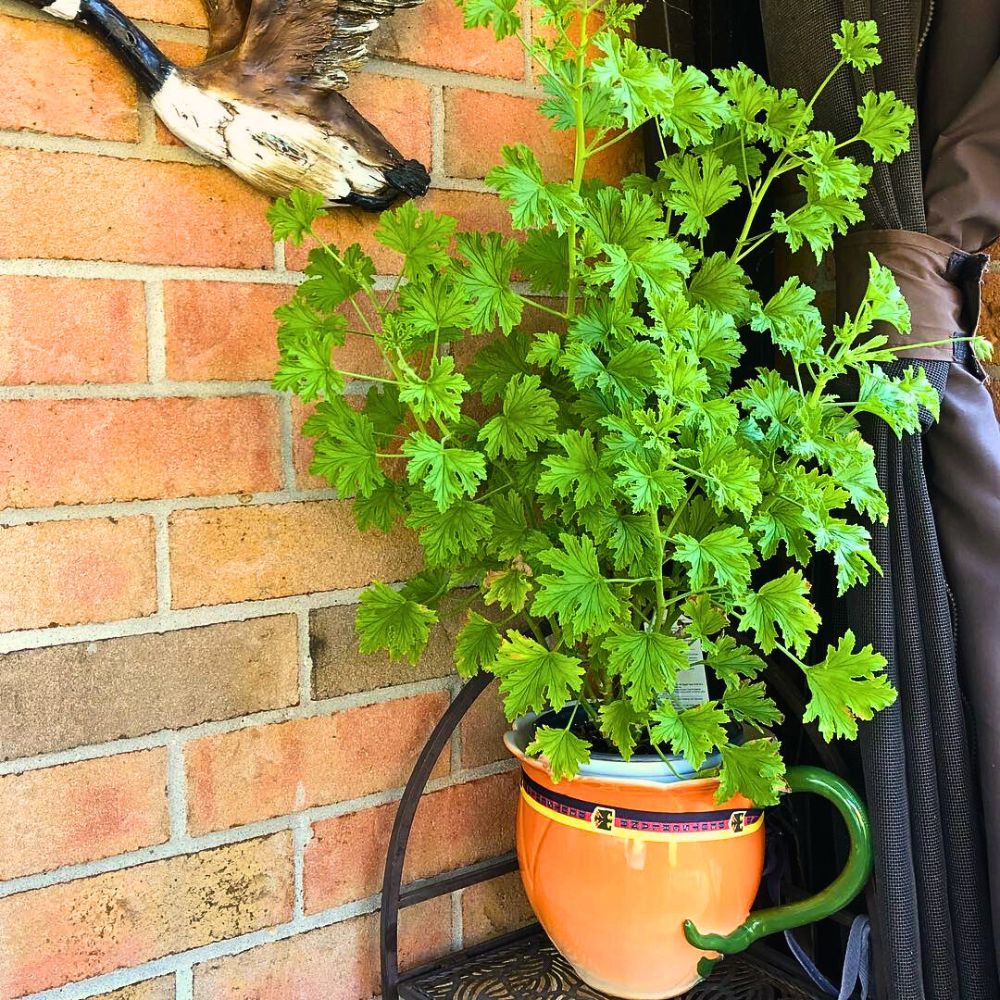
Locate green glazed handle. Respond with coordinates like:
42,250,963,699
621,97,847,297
683,765,873,974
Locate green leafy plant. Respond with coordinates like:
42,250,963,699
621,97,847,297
265,4,981,805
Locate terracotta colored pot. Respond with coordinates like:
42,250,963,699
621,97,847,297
505,713,873,999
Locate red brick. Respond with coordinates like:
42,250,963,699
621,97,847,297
461,871,534,946
192,900,450,1000
0,834,292,996
0,14,138,141
443,88,643,182
980,272,1000,353
460,681,509,768
0,276,147,385
0,397,281,508
0,149,273,268
303,770,518,913
96,977,175,1000
373,0,524,79
163,281,385,382
0,517,156,631
185,691,450,833
168,500,422,608
345,74,433,167
0,750,169,880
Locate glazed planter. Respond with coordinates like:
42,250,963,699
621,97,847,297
505,712,873,999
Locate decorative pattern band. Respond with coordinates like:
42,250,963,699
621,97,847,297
520,772,764,841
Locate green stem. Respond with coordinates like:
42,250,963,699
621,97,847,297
650,509,666,629
338,370,398,385
516,293,569,320
564,15,590,319
648,728,684,780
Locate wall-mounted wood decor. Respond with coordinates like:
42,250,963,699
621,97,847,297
26,0,431,209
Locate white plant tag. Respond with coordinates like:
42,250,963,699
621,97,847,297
669,618,709,709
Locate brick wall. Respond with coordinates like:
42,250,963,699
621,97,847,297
0,0,643,993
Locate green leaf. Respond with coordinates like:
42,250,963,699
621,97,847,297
493,632,585,718
459,0,521,40
517,230,570,295
662,152,741,238
614,454,687,512
398,275,474,336
607,628,690,707
750,276,826,364
403,431,487,511
833,19,882,72
375,200,456,278
309,408,385,498
716,739,785,806
688,253,753,321
814,515,880,593
273,329,344,402
853,365,937,437
803,630,897,740
738,569,821,656
599,700,645,760
484,562,534,612
399,356,469,425
704,635,766,686
354,481,406,533
649,700,728,769
457,232,523,334
533,533,622,639
660,60,729,148
406,492,494,566
526,724,591,782
681,594,728,642
454,611,501,678
591,34,670,130
489,492,548,561
723,682,784,726
856,91,914,162
267,189,325,244
672,525,754,590
487,145,583,232
467,331,533,403
356,582,438,664
478,374,559,460
858,254,912,334
538,430,614,507
300,244,374,312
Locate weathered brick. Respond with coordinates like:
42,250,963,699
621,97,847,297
0,834,293,996
0,616,299,761
0,276,147,385
303,770,518,913
163,281,385,382
460,680,509,768
192,900,450,999
372,0,524,79
0,750,169,880
96,977,175,1000
0,14,138,141
0,397,281,508
0,517,156,632
461,871,534,947
168,500,422,608
0,149,273,268
443,88,643,182
185,691,449,833
118,0,206,26
345,74,433,167
310,602,462,699
980,272,1000,351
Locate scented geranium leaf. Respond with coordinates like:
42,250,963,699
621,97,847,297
484,561,534,612
399,356,469,424
716,739,785,806
403,431,487,511
526,332,563,369
267,189,325,244
853,366,937,437
803,630,897,740
310,410,385,498
614,454,687,512
681,594,729,642
750,276,825,361
273,330,344,402
582,186,669,250
599,700,645,761
356,582,438,664
459,0,520,38
493,632,585,718
533,533,622,639
539,59,617,131
457,232,524,334
737,369,800,446
375,200,456,278
704,635,767,686
857,91,914,163
300,244,373,312
582,505,657,576
398,276,474,336
489,492,548,561
660,60,730,148
688,253,754,322
467,331,533,404
478,374,559,460
750,495,817,564
829,436,889,523
526,724,591,782
591,34,669,129
761,87,811,149
607,628,690,707
723,681,784,727
814,515,880,593
803,132,867,201
354,481,406,533
738,569,821,656
454,611,501,678
857,254,912,334
673,525,754,590
363,384,407,439
538,430,614,507
649,700,728,769
833,19,882,72
487,145,583,233
593,240,691,304
713,64,770,140
662,152,741,238
274,296,348,342
685,308,744,374
772,171,868,260
517,230,570,295
406,493,494,566
698,439,762,517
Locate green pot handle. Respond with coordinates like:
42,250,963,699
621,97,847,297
683,765,873,977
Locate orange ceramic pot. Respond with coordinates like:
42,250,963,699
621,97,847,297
505,714,874,999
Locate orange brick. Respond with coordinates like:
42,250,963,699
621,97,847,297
373,0,524,79
0,834,292,996
0,517,156,631
163,281,385,382
96,977,175,1000
443,88,643,182
303,770,518,913
0,749,169,880
461,871,535,946
0,15,138,141
0,397,281,508
981,272,1000,353
118,0,206,26
460,681,509,768
345,74,433,168
185,691,449,833
168,500,422,608
192,900,450,1000
0,276,147,385
0,149,273,268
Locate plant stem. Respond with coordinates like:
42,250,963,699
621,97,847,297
649,509,666,629
564,11,590,319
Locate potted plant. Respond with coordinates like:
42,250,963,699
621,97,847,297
265,3,982,995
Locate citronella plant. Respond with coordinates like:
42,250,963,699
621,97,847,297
265,7,981,804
